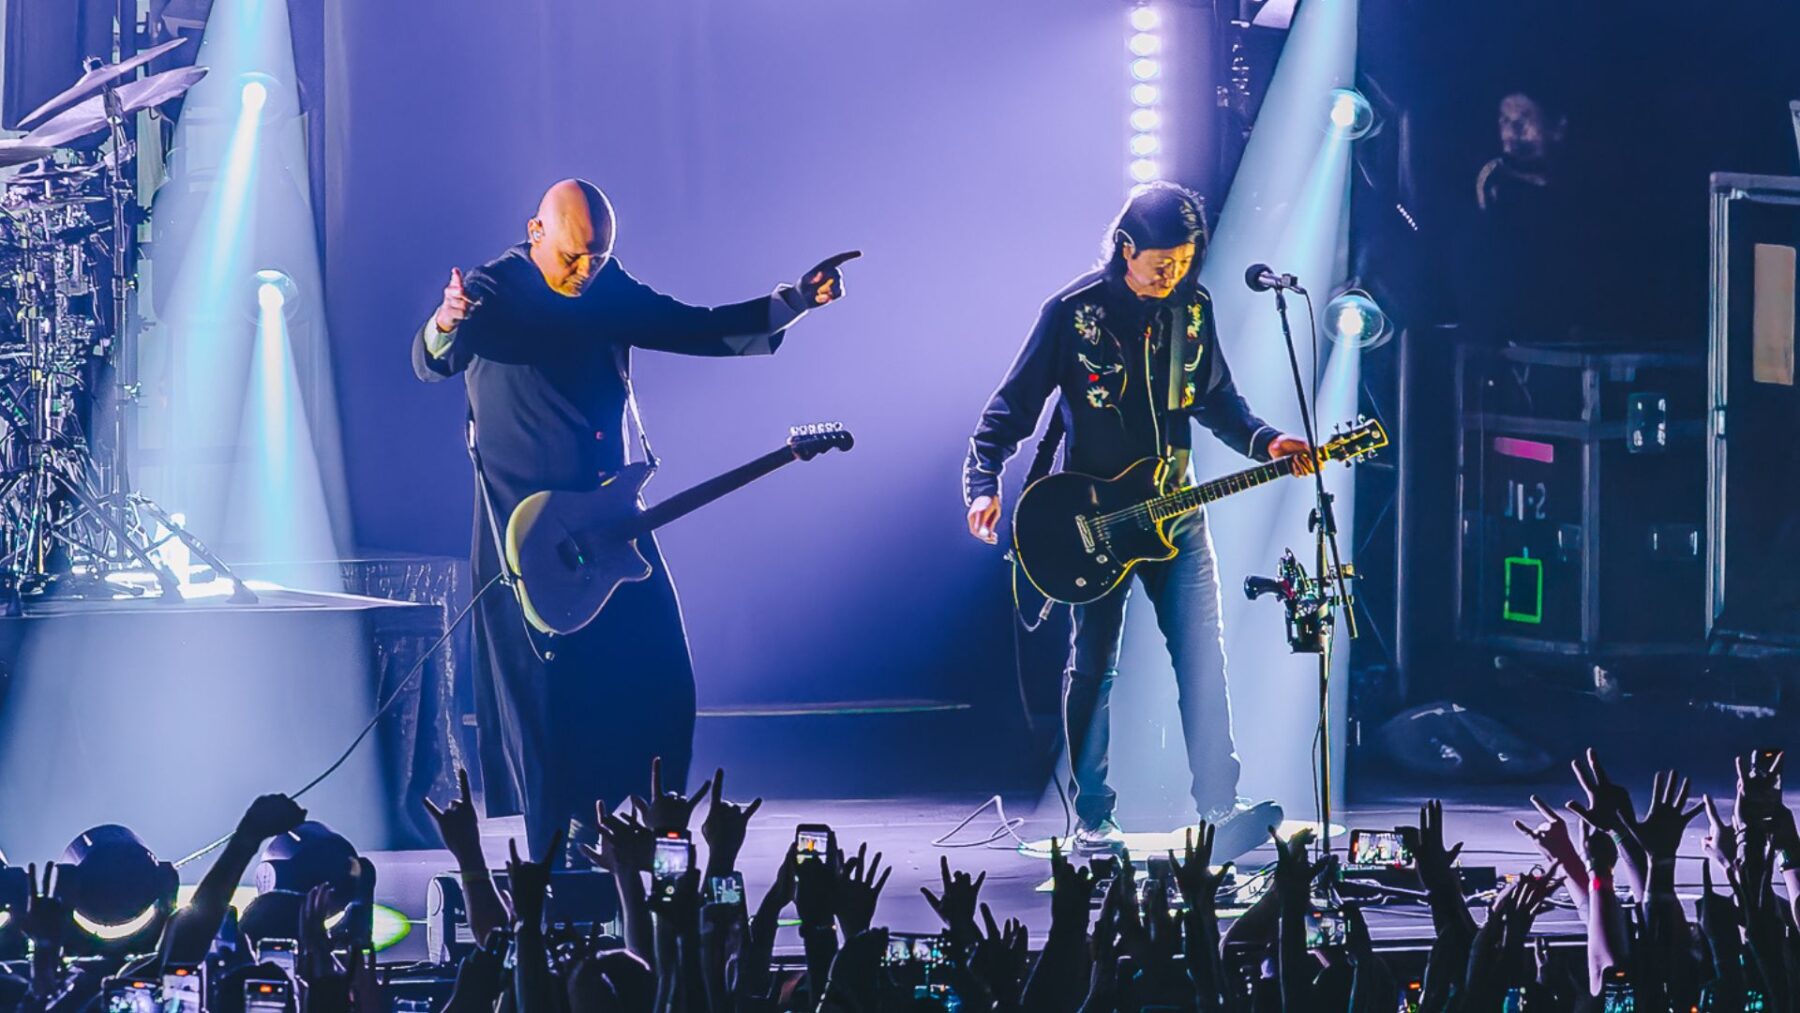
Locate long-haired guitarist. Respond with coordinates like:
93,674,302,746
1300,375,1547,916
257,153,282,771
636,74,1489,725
414,178,856,863
963,182,1312,859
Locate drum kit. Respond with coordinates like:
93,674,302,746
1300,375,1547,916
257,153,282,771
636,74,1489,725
0,37,250,608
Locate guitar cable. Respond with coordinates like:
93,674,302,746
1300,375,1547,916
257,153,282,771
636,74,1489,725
174,573,505,869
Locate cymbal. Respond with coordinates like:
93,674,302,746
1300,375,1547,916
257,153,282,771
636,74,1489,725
5,162,101,185
0,142,58,169
17,37,190,130
23,66,208,149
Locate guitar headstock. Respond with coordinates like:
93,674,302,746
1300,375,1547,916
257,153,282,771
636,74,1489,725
1318,416,1388,466
788,422,855,460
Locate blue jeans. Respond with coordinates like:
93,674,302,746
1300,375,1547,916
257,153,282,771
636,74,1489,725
1063,508,1241,825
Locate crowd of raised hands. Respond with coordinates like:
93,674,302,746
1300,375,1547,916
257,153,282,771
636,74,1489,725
4,747,1799,1013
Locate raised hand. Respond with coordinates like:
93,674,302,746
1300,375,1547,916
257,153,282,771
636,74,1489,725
298,883,345,989
630,757,711,836
1270,827,1316,912
423,769,483,866
1736,749,1785,830
19,863,69,948
1628,769,1703,862
1170,822,1232,915
758,844,799,919
1049,838,1097,931
794,847,838,931
799,251,861,306
435,268,481,332
969,903,1031,1006
1497,864,1560,943
236,793,307,842
506,831,562,931
1512,795,1585,874
921,855,986,943
834,843,891,938
700,768,761,876
580,800,655,877
1416,800,1464,892
1568,748,1638,835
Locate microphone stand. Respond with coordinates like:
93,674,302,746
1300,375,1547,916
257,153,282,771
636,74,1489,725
1267,282,1356,862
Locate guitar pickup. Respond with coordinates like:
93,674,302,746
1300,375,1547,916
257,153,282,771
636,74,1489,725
1076,515,1095,554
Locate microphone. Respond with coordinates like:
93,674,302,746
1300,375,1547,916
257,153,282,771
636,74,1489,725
1244,263,1305,294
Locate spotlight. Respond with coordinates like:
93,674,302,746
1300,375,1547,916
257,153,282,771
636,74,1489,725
1324,289,1392,349
254,821,357,897
1130,58,1161,82
1128,6,1159,32
1129,158,1161,183
1129,133,1162,157
57,826,178,952
238,71,279,117
1326,87,1374,139
1130,84,1161,107
250,269,299,320
1129,108,1162,132
1129,32,1162,57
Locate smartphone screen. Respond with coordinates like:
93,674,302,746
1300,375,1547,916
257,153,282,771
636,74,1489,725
1602,971,1635,1013
162,966,202,1013
102,980,159,1013
652,835,693,902
244,979,293,1013
705,872,744,907
1349,828,1415,869
257,938,297,976
883,932,945,967
795,825,832,863
1305,909,1346,948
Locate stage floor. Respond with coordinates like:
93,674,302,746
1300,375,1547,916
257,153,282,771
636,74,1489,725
354,777,1724,962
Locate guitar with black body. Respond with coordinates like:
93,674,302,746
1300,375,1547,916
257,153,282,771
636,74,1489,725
1011,418,1387,604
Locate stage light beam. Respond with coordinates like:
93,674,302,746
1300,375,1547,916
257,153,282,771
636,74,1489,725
1327,87,1374,139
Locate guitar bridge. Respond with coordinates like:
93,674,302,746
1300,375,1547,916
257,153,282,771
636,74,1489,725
1075,515,1095,554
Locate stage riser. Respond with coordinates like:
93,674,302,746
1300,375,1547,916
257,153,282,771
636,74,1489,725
0,593,441,867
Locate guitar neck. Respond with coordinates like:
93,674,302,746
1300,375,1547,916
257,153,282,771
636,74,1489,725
1144,455,1301,522
632,447,797,535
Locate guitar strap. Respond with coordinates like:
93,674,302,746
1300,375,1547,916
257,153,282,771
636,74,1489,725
1024,409,1066,487
1164,303,1192,487
467,414,554,660
619,352,660,470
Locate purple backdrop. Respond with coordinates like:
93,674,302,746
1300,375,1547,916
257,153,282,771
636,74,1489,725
321,1,1129,708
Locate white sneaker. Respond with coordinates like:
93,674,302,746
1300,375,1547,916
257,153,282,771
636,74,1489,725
1074,817,1126,855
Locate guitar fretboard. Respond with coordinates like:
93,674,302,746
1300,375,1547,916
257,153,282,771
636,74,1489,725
1145,456,1300,523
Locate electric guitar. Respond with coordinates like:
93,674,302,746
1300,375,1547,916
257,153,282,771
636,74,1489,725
1011,418,1387,605
505,423,854,635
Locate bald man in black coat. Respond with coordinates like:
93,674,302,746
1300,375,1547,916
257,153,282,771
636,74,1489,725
415,178,856,860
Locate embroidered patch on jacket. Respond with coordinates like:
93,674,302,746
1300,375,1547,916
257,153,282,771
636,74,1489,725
1086,384,1112,409
1073,303,1105,345
1187,302,1204,341
1077,352,1122,378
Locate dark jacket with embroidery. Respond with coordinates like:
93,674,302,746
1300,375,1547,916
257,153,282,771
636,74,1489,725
963,268,1277,505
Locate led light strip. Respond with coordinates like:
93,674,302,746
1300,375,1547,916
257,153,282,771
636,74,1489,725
1128,6,1162,183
